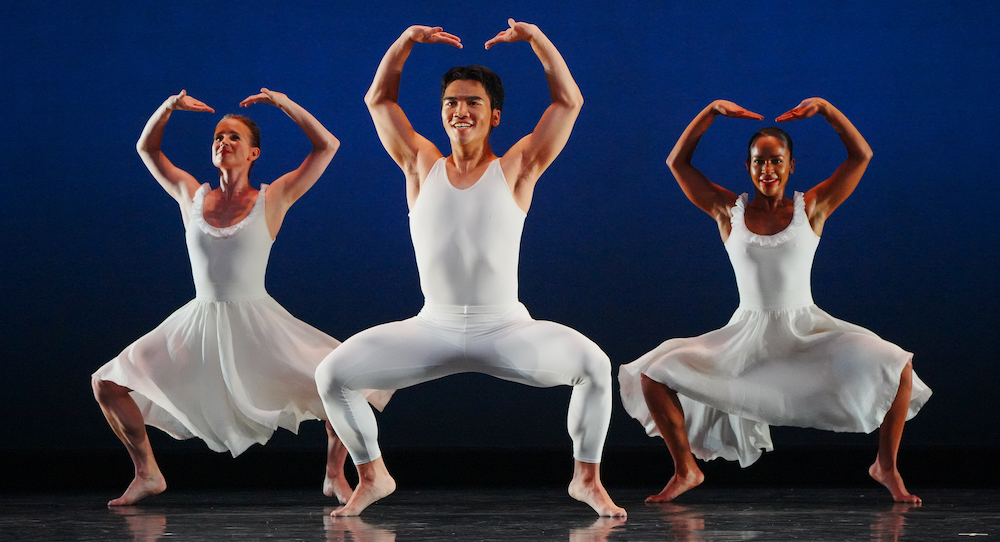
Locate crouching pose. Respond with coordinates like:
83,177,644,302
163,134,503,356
316,20,625,517
93,89,390,506
619,98,931,503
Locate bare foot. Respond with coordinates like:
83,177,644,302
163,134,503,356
869,462,920,503
323,472,354,505
645,468,704,503
568,461,627,517
108,473,167,506
332,458,396,517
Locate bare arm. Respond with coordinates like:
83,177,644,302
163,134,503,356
136,90,215,203
239,88,339,221
364,26,459,203
666,100,762,227
491,19,584,209
777,98,873,231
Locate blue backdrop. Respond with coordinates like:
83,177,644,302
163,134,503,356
2,1,996,453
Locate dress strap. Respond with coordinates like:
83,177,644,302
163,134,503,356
190,184,267,239
729,191,808,247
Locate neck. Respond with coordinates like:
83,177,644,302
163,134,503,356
218,169,251,200
751,189,787,211
448,140,496,173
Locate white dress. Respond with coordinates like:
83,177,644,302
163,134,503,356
619,192,931,467
93,184,391,457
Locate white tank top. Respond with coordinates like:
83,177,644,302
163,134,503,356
187,184,273,301
724,192,819,310
409,158,526,306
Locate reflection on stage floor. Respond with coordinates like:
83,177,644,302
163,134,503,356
0,487,996,541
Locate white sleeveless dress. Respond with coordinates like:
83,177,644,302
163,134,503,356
93,184,390,456
619,192,932,467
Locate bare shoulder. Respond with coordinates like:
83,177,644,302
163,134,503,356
405,152,445,209
498,148,533,186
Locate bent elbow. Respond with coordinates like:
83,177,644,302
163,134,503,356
665,150,681,170
327,135,341,155
364,87,385,111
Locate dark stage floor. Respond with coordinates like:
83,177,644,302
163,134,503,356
1,488,996,541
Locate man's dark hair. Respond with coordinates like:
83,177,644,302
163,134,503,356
441,65,505,111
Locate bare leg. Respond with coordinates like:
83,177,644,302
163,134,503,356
323,421,355,504
91,377,167,505
641,374,704,502
869,361,921,503
568,461,627,517
331,456,396,517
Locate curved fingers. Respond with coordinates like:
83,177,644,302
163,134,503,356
410,25,462,48
240,87,288,108
426,31,462,47
171,90,215,113
776,97,826,122
239,93,270,107
713,100,763,120
485,18,530,49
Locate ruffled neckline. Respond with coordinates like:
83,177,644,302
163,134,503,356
189,183,267,239
729,191,806,247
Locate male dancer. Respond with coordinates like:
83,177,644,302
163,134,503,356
315,20,625,517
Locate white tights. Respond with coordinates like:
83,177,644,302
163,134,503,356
315,303,612,465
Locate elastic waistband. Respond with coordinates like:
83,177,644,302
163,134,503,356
194,287,270,303
737,288,813,312
736,300,816,312
420,302,525,316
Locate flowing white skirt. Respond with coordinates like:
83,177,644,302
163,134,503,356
94,295,393,456
619,304,931,467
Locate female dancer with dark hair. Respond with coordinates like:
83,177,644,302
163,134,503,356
92,89,388,505
619,98,931,503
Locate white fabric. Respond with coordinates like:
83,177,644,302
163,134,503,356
409,158,525,306
317,159,612,465
316,303,612,464
619,192,931,467
93,184,392,457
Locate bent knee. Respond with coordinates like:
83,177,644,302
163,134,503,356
578,346,612,386
91,376,128,402
314,357,338,394
315,351,352,395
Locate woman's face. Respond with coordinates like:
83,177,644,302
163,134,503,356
212,118,260,170
746,135,794,198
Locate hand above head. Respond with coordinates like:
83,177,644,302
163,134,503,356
485,18,537,49
776,97,829,122
711,100,764,120
240,87,288,109
166,89,215,113
405,25,462,48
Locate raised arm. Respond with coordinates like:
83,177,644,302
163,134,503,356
490,19,584,208
136,90,214,203
239,88,339,235
776,98,873,231
666,101,762,228
364,26,459,191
